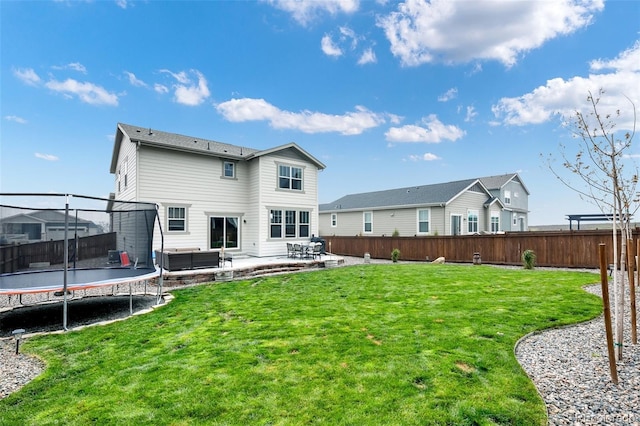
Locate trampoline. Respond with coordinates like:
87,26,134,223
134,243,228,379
1,192,166,330
0,267,158,295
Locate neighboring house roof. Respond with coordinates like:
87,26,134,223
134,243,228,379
479,173,530,195
111,123,325,173
0,210,99,227
319,178,495,212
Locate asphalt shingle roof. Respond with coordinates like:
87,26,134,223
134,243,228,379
320,178,479,211
118,123,259,159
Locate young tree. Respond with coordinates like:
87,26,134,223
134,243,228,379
544,89,638,360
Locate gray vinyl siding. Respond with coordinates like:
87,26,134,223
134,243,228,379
114,136,138,201
138,146,251,251
257,153,320,257
445,190,489,234
500,180,528,231
319,206,447,237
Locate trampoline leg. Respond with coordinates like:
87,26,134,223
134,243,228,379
129,283,133,315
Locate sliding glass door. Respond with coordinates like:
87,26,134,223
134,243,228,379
210,216,239,249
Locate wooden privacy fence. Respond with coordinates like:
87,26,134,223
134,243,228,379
321,229,640,269
0,232,117,273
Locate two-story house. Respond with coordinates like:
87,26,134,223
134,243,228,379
318,173,529,237
110,123,325,257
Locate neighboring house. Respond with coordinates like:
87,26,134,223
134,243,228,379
479,173,530,232
318,173,529,237
110,123,326,257
0,210,102,244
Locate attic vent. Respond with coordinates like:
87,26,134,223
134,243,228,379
136,129,141,133
194,140,198,143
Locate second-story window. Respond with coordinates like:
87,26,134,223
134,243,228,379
278,164,303,190
504,190,511,205
223,161,235,178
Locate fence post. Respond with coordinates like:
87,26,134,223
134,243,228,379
599,243,618,385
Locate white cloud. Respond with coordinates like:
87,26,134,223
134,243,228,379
159,69,210,106
13,68,41,86
321,35,343,57
265,0,359,26
438,88,457,102
154,83,169,94
377,0,604,67
35,152,59,161
408,152,441,161
464,106,477,122
216,98,387,135
590,40,640,72
385,114,466,143
52,62,87,74
45,78,119,106
492,41,640,129
116,0,129,9
124,71,147,87
4,115,28,124
357,48,377,65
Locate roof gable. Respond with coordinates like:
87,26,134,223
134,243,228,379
479,173,530,195
247,143,326,170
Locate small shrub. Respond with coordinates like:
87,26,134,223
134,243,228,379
391,248,401,263
392,229,400,237
522,249,536,269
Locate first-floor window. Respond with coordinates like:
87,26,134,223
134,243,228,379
363,211,373,233
270,208,311,239
331,213,337,227
513,213,518,226
467,210,479,233
168,207,186,231
417,209,430,233
299,211,310,237
270,210,282,238
491,214,500,233
285,210,296,238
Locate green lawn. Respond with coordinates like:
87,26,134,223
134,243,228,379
1,264,603,425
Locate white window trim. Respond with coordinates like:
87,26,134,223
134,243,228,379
331,213,337,228
467,209,479,234
363,211,373,234
490,213,500,233
504,190,511,205
417,208,430,234
167,205,189,233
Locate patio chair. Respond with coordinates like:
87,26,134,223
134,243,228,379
219,251,233,267
311,243,322,259
287,242,295,258
293,243,303,258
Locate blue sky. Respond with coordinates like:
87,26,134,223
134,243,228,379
1,0,639,225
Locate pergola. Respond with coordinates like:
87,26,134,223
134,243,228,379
565,213,631,230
